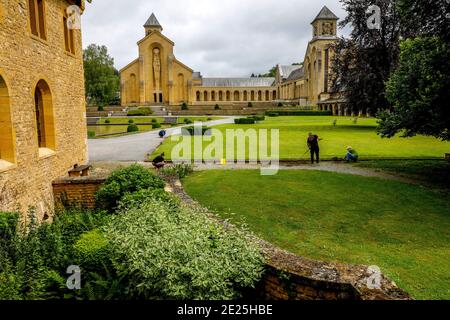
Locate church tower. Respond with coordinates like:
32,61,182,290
144,13,163,36
311,6,338,39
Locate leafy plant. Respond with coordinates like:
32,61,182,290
215,104,221,110
152,123,161,129
105,197,264,300
95,164,165,212
159,164,194,180
127,124,139,133
105,119,111,124
181,102,189,110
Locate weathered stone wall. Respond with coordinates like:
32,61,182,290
52,177,105,210
0,0,87,220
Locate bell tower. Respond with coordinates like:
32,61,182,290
144,13,163,36
311,6,338,39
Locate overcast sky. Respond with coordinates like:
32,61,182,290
81,0,348,77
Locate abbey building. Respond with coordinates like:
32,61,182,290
120,6,344,113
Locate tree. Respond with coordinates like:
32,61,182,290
261,66,277,78
331,0,401,115
83,44,120,106
377,0,450,140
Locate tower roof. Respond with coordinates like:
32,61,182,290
312,6,339,22
144,13,162,29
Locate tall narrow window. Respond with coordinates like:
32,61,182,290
34,80,55,151
0,75,15,165
28,0,46,40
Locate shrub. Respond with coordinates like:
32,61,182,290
184,118,193,124
98,104,105,112
95,164,165,212
87,131,96,138
0,212,19,240
118,189,180,211
266,110,332,116
214,104,220,110
127,124,139,133
73,229,112,272
127,108,153,117
152,123,161,129
181,102,189,110
277,102,283,107
207,117,213,121
248,102,253,108
151,118,157,123
105,197,264,300
128,119,134,124
266,112,279,117
105,119,111,124
159,164,194,180
234,118,256,125
182,126,210,136
253,115,265,121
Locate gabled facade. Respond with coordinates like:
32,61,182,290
0,0,88,219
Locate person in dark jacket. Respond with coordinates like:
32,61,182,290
307,133,321,164
152,153,165,170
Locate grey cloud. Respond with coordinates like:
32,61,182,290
82,0,348,77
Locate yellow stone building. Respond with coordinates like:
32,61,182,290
0,0,88,219
121,6,345,113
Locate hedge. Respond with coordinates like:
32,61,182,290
127,108,153,116
265,110,332,116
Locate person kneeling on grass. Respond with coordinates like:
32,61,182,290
345,146,359,162
152,152,166,170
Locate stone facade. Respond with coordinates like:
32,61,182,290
53,176,105,210
120,6,346,110
0,0,88,220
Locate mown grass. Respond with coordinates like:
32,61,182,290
152,116,450,160
183,170,450,300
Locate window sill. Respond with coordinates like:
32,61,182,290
38,148,56,160
30,34,48,46
0,159,16,173
65,51,76,58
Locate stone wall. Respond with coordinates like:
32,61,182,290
0,0,87,220
52,177,105,210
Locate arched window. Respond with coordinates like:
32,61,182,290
196,91,201,102
211,91,216,101
0,75,15,165
203,91,208,101
265,91,270,101
219,91,223,101
243,91,248,101
258,91,262,101
129,74,138,103
34,80,55,151
233,91,240,101
251,91,255,101
226,91,231,101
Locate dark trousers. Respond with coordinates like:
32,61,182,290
310,147,320,164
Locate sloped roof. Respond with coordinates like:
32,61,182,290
200,78,276,87
286,67,305,81
279,65,302,79
144,13,162,28
312,6,339,22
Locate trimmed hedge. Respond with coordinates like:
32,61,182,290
73,229,112,271
182,126,211,136
234,118,256,125
127,108,153,116
265,110,332,116
127,124,139,133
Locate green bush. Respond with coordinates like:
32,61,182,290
118,189,180,211
127,108,153,117
234,118,256,124
184,118,193,124
181,102,189,110
88,131,96,138
215,104,220,110
277,102,283,107
248,102,253,108
266,112,279,117
152,123,162,129
73,229,112,272
128,119,134,124
98,105,105,112
151,118,158,123
95,164,165,212
266,110,332,116
0,212,19,240
182,126,210,136
252,115,265,121
127,124,139,133
105,197,264,300
159,164,194,180
105,119,111,124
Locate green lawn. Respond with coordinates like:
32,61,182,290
152,116,450,160
183,170,450,300
356,160,450,189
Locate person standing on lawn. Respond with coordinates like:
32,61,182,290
307,132,322,164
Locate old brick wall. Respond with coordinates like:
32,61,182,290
52,177,105,209
0,0,87,220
